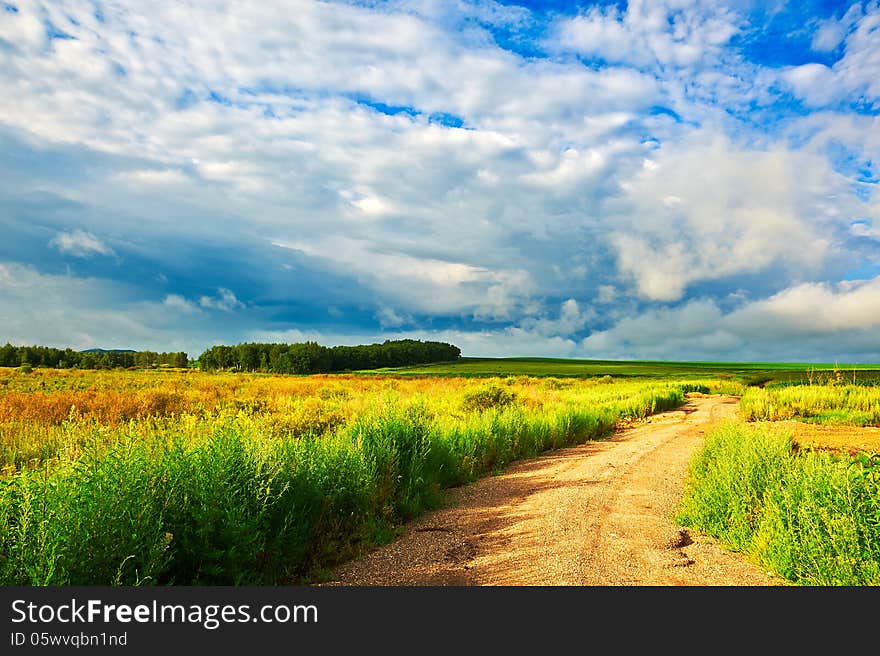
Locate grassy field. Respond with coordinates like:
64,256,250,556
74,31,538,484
741,384,880,426
677,421,880,585
371,356,880,387
2,360,879,586
0,366,696,585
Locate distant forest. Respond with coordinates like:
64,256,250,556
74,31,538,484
197,339,462,374
0,344,188,369
0,339,462,374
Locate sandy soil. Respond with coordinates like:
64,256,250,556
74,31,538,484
322,394,785,586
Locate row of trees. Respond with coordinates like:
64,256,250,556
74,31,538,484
197,339,461,374
0,344,189,370
0,338,461,374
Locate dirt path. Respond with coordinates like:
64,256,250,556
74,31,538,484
322,393,783,586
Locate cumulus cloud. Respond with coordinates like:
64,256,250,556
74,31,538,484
811,3,863,52
728,277,880,335
581,276,880,362
550,0,741,69
0,1,878,360
581,299,738,360
0,261,197,352
375,306,408,328
784,3,880,109
607,132,849,301
851,220,880,240
163,294,200,314
518,298,594,339
782,63,838,107
273,236,536,320
49,230,115,258
199,288,244,312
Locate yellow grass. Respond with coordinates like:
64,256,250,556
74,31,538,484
0,367,703,475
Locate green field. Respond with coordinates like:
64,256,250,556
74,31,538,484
367,356,880,386
0,368,691,585
678,421,880,585
3,360,880,586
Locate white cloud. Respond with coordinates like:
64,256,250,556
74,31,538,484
0,0,656,328
597,285,617,304
785,4,880,108
0,4,45,53
551,1,741,69
49,230,115,258
346,192,397,218
0,262,198,353
851,220,880,240
199,288,244,312
518,298,594,338
608,131,849,301
580,276,880,361
811,3,863,52
782,63,837,107
728,277,880,335
273,236,535,319
163,294,200,314
115,169,190,186
1,1,879,362
375,306,408,328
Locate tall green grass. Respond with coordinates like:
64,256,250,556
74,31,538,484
0,383,686,585
740,385,880,426
677,422,880,585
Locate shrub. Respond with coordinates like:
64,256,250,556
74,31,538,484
678,383,711,394
461,385,518,412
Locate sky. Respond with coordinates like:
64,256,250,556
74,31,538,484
1,0,879,362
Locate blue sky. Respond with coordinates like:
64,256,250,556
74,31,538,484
1,0,879,362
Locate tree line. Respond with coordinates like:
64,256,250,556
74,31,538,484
0,344,189,370
197,339,462,374
0,338,462,374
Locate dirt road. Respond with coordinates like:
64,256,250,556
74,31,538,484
323,393,783,586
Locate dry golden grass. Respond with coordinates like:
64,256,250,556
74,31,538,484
751,420,880,456
0,367,695,475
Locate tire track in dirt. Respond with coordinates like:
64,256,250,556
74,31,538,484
321,394,783,586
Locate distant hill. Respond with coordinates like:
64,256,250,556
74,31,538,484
80,348,137,354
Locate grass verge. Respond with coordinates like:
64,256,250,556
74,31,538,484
676,421,880,585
